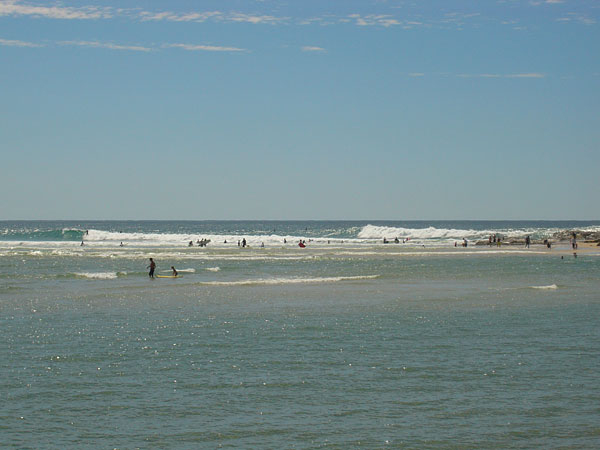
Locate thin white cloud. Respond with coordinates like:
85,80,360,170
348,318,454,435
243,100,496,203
163,43,245,52
0,37,43,47
506,73,545,78
139,10,222,23
0,0,111,19
348,14,401,27
138,9,286,25
60,40,152,52
301,46,325,52
408,73,425,77
458,73,545,78
458,73,501,78
227,13,287,24
0,1,595,31
557,13,596,25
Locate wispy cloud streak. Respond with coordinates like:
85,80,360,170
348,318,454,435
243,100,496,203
163,43,245,52
457,73,546,78
301,46,326,52
0,0,111,19
0,37,43,47
59,40,152,52
0,0,596,29
139,9,287,25
139,10,222,23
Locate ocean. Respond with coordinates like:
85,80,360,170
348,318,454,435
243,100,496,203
1,220,599,448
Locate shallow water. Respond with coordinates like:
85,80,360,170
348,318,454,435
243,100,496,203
1,221,599,448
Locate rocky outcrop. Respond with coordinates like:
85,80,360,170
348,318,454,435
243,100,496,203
552,230,600,242
475,239,545,246
474,230,600,246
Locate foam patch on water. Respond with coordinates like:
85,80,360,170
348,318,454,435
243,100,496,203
74,272,119,280
199,274,379,286
529,284,558,290
356,224,545,241
161,268,195,273
205,267,221,272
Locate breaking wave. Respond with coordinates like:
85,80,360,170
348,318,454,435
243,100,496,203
529,284,559,290
73,272,120,280
198,275,379,286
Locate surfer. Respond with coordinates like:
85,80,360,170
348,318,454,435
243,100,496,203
147,258,156,278
171,266,178,276
119,241,124,247
242,238,247,248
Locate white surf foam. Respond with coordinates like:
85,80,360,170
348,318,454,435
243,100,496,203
357,224,561,241
199,275,379,286
529,284,558,290
205,267,221,272
73,272,119,280
83,229,364,248
161,267,195,273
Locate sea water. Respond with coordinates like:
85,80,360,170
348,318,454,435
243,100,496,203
1,221,599,448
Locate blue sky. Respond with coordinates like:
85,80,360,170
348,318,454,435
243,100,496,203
1,0,598,220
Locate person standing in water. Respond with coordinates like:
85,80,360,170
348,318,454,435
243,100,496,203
147,258,156,278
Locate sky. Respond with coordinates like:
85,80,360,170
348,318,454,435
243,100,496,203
1,0,599,220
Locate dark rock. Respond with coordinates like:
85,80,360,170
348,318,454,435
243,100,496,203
552,230,600,241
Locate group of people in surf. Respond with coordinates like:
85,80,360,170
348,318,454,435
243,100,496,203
382,237,404,244
147,258,177,278
455,238,469,247
487,234,503,247
189,239,211,247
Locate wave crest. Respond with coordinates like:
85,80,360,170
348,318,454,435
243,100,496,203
73,272,119,280
529,284,558,290
199,275,379,286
